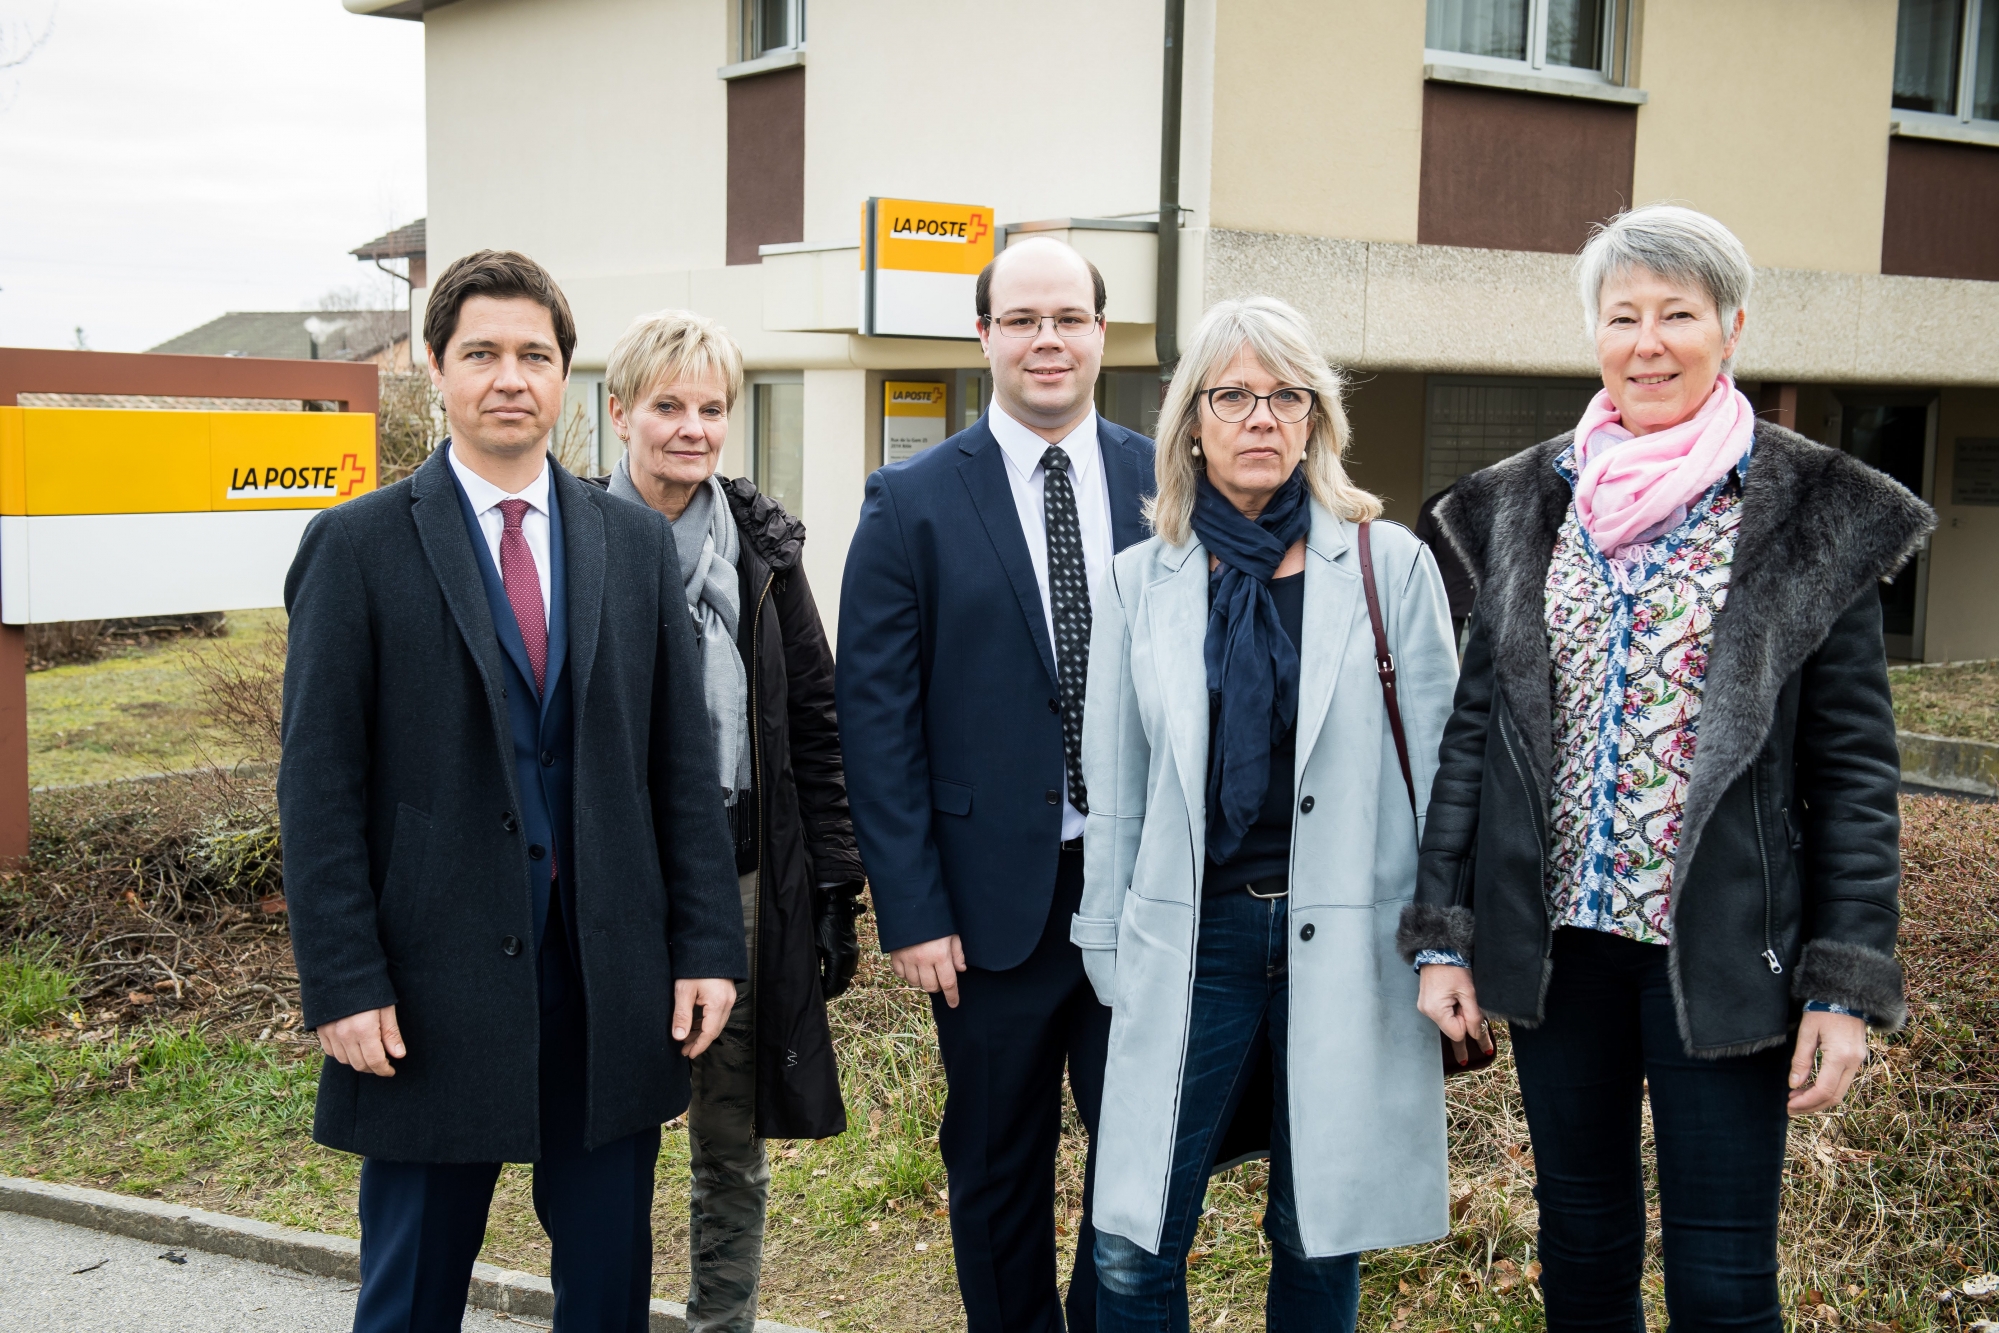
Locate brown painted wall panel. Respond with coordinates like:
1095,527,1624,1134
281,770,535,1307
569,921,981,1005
1882,137,1999,283
1418,82,1637,254
727,67,805,267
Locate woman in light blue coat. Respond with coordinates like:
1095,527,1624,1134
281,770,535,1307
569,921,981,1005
1072,296,1460,1331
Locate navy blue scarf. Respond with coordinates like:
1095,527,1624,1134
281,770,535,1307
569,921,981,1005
1193,467,1311,864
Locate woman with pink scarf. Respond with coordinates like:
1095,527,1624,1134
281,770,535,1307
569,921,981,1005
1399,205,1932,1329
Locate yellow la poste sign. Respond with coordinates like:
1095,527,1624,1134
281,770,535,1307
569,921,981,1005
868,200,996,276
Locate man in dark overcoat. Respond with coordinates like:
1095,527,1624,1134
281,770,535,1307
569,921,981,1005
279,249,746,1333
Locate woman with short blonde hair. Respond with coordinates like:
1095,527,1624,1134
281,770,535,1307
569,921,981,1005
1075,295,1458,1330
605,308,745,439
597,308,863,1332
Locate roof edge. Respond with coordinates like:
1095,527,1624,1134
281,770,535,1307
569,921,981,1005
342,0,452,20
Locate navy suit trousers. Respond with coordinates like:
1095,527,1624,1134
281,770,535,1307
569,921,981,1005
930,850,1111,1333
351,909,659,1333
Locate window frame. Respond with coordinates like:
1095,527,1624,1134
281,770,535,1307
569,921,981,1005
1423,0,1632,90
746,371,805,512
1892,0,1996,131
742,0,806,62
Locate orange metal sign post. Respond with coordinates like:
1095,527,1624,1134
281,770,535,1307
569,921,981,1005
0,348,380,861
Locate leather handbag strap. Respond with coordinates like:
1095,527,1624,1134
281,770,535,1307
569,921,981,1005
1357,521,1417,817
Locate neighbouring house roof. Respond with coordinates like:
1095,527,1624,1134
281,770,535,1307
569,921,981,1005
350,218,426,261
148,310,406,361
19,393,307,412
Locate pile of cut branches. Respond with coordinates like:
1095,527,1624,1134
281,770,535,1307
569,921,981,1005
2,771,299,1042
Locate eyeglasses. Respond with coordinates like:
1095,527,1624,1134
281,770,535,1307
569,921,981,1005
1200,386,1317,424
982,312,1103,339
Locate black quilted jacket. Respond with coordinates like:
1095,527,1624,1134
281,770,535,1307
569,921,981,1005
589,473,862,1136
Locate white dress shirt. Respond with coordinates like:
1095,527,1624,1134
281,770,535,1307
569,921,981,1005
449,444,552,627
988,401,1114,840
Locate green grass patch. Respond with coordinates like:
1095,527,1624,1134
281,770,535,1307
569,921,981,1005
4,772,1995,1329
1891,659,1999,743
0,1022,355,1231
28,609,285,789
0,939,77,1032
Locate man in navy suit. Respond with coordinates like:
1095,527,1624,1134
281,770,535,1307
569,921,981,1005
837,237,1155,1332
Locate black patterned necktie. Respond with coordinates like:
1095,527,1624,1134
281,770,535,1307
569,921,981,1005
1042,445,1090,815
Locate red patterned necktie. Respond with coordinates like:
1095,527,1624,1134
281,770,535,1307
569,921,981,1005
497,498,547,695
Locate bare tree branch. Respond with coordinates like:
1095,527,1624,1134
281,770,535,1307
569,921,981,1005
0,2,58,73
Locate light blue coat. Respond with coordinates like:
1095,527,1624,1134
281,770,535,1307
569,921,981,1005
1071,501,1459,1259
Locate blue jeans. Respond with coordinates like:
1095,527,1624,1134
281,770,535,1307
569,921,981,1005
1095,888,1359,1333
1511,927,1792,1332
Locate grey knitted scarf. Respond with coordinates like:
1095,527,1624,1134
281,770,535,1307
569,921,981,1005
611,456,752,805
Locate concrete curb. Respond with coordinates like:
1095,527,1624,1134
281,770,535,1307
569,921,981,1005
0,1175,817,1332
1900,730,1999,799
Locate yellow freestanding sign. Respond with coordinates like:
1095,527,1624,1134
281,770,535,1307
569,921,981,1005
862,198,996,340
0,406,375,624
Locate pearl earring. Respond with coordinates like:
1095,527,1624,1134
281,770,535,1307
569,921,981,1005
1190,441,1202,458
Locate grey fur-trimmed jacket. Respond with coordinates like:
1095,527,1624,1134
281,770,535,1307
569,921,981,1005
1397,420,1934,1057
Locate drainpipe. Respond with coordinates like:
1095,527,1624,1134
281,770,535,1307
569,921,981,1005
1156,0,1185,375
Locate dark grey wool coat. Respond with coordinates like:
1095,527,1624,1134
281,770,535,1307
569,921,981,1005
280,447,747,1162
1399,421,1935,1057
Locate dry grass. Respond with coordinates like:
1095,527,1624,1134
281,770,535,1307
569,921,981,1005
1890,660,1999,743
1,782,1995,1331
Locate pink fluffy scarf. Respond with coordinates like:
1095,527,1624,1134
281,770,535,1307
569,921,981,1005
1571,374,1756,560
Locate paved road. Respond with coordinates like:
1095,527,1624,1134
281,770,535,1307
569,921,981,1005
0,1210,533,1331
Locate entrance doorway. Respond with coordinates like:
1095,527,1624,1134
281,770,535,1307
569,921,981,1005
1836,394,1936,660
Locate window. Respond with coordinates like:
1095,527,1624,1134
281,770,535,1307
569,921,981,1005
1422,376,1599,499
742,0,804,60
1894,0,1999,123
1095,369,1164,439
752,379,804,515
1836,395,1936,659
1426,0,1627,82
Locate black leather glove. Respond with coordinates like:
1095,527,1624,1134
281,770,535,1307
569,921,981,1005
812,881,867,1000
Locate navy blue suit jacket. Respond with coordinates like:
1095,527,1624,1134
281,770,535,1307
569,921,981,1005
448,470,579,1009
836,414,1155,971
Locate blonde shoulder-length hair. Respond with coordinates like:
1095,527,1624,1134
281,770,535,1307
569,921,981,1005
1145,296,1381,546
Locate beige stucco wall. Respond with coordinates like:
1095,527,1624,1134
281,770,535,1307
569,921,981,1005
797,0,1163,246
1924,388,1999,663
1207,0,1425,243
1203,229,1999,386
1630,0,1897,274
799,368,868,633
424,0,729,278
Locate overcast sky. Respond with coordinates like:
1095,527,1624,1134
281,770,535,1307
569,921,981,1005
0,0,426,352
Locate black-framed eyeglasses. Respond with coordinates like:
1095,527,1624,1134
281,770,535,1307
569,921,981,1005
1200,386,1317,424
981,311,1103,339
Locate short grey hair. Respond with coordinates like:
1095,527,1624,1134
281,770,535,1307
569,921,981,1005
1577,204,1754,368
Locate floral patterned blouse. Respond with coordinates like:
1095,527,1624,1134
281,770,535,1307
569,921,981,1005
1542,446,1744,945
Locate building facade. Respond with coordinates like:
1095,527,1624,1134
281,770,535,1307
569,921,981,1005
349,0,1999,661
